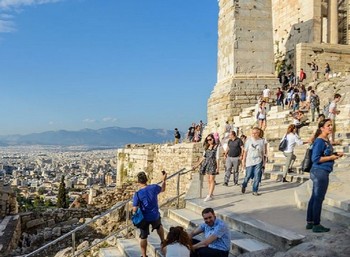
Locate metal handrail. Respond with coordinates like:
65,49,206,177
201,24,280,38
23,167,192,257
73,192,187,257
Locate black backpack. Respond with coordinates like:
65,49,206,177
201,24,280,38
294,94,300,103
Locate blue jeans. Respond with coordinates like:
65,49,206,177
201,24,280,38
306,167,330,225
242,162,262,193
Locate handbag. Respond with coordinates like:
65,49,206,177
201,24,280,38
131,192,145,227
278,135,288,151
301,145,313,173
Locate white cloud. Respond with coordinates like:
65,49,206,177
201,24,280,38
0,0,64,32
83,118,96,123
0,0,63,10
102,117,117,123
0,19,15,32
48,121,54,125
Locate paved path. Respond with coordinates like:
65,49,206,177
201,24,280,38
190,172,343,237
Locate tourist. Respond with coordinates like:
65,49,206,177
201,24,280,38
193,134,219,202
328,93,341,143
306,119,343,233
223,131,244,186
132,171,167,257
292,89,300,111
257,100,267,131
241,127,266,196
300,85,307,109
174,128,181,144
293,110,308,135
262,85,270,103
188,208,230,257
310,61,318,82
224,121,231,138
309,90,320,122
187,123,196,142
280,124,304,182
299,68,306,83
286,86,294,108
193,125,202,142
276,87,284,108
324,63,331,81
161,226,191,257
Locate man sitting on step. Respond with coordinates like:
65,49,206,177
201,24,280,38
188,207,231,257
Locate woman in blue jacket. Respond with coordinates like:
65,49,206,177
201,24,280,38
306,119,343,233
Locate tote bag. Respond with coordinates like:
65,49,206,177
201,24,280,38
278,135,288,152
301,145,313,172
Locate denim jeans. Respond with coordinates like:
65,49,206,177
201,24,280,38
242,162,263,193
306,167,330,225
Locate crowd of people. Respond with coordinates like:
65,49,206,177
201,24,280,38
130,67,345,257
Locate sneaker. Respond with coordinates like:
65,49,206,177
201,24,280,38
312,224,330,233
204,195,213,202
241,186,246,194
252,192,261,196
305,223,313,230
223,182,228,186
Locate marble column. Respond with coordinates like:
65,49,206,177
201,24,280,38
327,0,338,44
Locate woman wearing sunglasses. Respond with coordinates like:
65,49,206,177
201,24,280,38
193,134,219,202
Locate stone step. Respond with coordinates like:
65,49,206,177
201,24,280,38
184,200,304,251
167,208,273,255
262,170,309,183
99,247,124,257
117,238,154,257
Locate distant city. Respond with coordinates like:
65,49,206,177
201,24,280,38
0,145,118,211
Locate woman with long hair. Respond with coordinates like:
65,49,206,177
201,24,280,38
161,226,191,257
306,119,343,233
281,124,304,182
193,133,219,202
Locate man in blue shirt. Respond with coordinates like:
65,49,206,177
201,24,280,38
133,171,167,257
188,208,231,257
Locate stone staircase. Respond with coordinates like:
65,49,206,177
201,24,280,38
98,196,305,257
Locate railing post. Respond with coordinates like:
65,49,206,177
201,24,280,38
72,232,76,256
125,203,129,238
176,172,180,209
199,174,203,199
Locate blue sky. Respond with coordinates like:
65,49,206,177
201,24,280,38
0,0,218,135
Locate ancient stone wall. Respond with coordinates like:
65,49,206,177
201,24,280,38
272,0,319,64
296,43,350,79
116,143,203,202
0,182,18,218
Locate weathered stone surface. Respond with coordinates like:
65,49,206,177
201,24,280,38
26,218,45,229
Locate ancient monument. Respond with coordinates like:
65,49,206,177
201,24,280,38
206,0,350,135
206,0,279,134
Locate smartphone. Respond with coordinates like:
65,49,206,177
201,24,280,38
161,170,166,175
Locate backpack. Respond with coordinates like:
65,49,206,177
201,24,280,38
301,145,313,172
303,72,306,79
323,102,331,117
175,131,181,139
294,94,300,103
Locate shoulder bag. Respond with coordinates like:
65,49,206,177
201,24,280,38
278,134,288,152
131,192,145,227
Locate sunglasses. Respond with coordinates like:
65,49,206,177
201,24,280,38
207,138,213,141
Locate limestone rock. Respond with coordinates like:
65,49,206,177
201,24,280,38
54,247,72,257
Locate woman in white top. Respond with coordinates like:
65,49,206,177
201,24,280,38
257,100,267,131
161,226,191,257
281,124,304,182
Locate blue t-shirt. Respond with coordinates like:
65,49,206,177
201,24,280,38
133,184,162,221
199,218,231,252
311,138,334,172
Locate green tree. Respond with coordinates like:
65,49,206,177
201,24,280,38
57,175,68,208
38,187,46,195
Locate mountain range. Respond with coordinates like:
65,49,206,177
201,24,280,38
0,127,175,147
